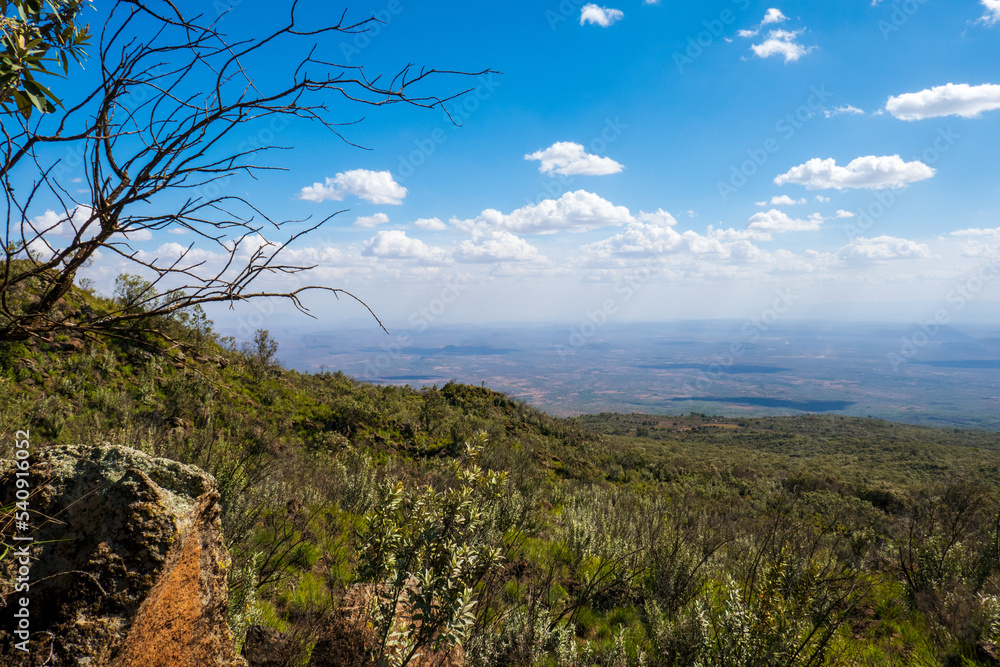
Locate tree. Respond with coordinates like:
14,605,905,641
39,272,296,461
1,0,92,119
1,0,491,346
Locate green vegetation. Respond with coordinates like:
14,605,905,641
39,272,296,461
1,0,91,118
2,282,1000,666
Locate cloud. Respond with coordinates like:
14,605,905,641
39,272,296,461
951,226,1000,238
362,230,444,261
525,142,624,176
135,242,220,266
453,190,634,235
580,223,687,258
835,210,855,218
298,169,407,204
453,231,541,263
738,8,788,37
26,206,152,245
739,11,813,61
21,206,156,255
952,227,1000,257
815,195,830,202
762,8,788,24
751,29,814,62
414,217,447,231
885,82,1000,120
837,235,931,261
774,155,935,190
28,209,74,237
979,0,1000,25
824,105,865,118
580,4,623,27
112,228,153,242
768,195,806,206
354,213,390,228
637,208,678,226
581,222,761,261
747,209,822,233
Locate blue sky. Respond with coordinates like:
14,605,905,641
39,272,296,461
26,0,1000,334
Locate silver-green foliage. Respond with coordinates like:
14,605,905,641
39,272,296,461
464,606,579,667
358,431,512,667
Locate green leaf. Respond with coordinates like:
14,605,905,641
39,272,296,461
13,89,32,120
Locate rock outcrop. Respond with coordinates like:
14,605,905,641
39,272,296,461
0,444,245,666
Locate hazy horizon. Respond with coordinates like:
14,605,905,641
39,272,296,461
262,319,1000,431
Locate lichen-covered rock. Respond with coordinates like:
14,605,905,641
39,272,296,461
0,444,246,666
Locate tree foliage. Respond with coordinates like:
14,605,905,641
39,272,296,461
0,0,90,118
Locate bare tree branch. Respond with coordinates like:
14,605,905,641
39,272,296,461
1,0,496,344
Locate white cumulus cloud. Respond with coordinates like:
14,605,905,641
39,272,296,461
525,142,624,176
637,209,678,226
414,217,447,231
951,226,1000,237
738,8,788,37
581,222,761,261
453,231,541,263
979,0,1000,25
362,230,444,261
453,190,634,235
774,155,935,190
354,213,390,228
747,209,822,233
886,83,1000,120
580,4,623,27
837,235,931,261
21,206,155,249
299,169,407,205
751,29,814,62
769,195,806,206
762,8,788,25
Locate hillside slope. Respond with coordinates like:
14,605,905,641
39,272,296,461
2,284,1000,666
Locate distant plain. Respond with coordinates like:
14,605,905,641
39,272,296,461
276,321,1000,431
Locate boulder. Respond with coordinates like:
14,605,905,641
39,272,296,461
0,444,246,666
